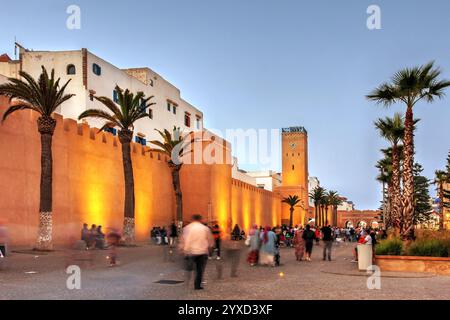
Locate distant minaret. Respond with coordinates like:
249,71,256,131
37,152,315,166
276,127,309,226
281,127,308,188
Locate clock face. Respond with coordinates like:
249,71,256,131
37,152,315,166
290,142,297,150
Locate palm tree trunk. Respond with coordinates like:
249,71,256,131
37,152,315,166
401,104,415,240
289,207,294,228
386,183,393,227
325,206,329,225
391,143,402,231
119,129,135,243
333,206,337,226
320,206,324,227
171,165,183,223
439,184,444,230
36,116,56,250
314,205,318,226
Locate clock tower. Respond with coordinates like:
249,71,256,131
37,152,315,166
275,127,310,226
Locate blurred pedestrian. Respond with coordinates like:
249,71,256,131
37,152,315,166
81,223,89,243
259,226,276,266
293,226,305,261
106,228,121,266
321,223,333,261
232,224,241,241
95,225,105,249
169,222,178,248
302,224,316,261
179,214,214,290
246,224,260,266
211,224,222,260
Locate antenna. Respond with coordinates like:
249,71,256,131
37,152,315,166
14,36,17,59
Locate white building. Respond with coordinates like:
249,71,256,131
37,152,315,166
338,198,355,211
231,157,257,185
308,177,320,207
0,45,203,143
246,170,282,191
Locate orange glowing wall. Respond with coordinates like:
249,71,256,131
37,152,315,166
0,98,282,246
181,135,233,232
0,98,175,246
231,179,282,233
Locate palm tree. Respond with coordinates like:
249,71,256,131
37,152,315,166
374,114,405,229
0,66,74,250
327,190,342,226
376,152,394,227
281,195,304,228
309,186,325,227
149,127,191,224
78,85,155,243
434,170,449,230
367,62,450,239
322,194,330,226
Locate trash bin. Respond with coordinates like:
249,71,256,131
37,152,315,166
357,244,373,271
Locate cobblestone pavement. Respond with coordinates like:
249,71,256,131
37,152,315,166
0,241,449,300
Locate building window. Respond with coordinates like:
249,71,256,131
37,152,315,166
292,165,295,170
135,136,146,146
113,90,119,103
93,63,102,76
167,100,178,113
104,127,117,136
196,116,201,129
184,112,191,127
67,64,76,75
89,94,94,101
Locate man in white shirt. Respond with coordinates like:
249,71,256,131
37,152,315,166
179,214,214,290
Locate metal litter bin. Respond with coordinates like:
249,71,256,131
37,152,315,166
357,244,373,271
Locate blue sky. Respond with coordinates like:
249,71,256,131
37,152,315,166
1,0,450,209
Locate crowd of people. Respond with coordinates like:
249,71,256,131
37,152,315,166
74,217,382,288
81,223,106,249
150,223,179,247
79,223,121,266
244,222,381,266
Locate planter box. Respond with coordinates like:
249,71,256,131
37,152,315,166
375,255,450,275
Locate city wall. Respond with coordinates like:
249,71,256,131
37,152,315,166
0,96,282,246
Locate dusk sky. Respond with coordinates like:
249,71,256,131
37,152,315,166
1,0,450,210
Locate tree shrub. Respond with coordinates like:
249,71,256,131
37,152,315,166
375,238,404,256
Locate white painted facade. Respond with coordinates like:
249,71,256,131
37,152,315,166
308,176,320,207
338,199,355,211
0,47,203,143
246,170,281,191
231,157,257,186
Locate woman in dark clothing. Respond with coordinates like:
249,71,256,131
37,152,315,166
169,222,178,248
232,224,241,241
95,225,105,249
302,225,316,261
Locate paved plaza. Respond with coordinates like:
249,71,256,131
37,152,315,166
0,241,449,300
